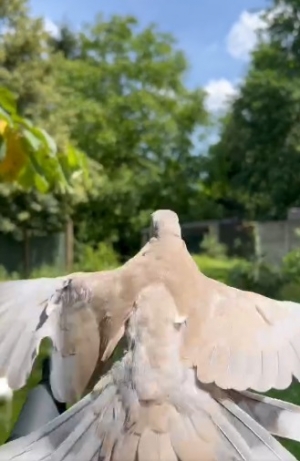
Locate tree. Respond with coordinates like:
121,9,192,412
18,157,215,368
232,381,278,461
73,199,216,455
0,0,87,240
0,0,73,145
206,0,300,220
54,16,211,255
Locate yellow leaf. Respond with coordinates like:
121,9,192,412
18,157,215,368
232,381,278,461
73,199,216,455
0,126,27,181
0,120,7,135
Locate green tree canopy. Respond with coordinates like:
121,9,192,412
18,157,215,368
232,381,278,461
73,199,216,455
0,0,88,239
54,16,210,254
206,0,300,220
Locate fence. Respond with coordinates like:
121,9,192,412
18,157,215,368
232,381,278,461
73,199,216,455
0,220,74,277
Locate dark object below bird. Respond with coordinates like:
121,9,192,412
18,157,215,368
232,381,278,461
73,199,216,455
7,358,66,442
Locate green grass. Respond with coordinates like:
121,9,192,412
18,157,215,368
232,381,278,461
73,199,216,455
193,254,243,283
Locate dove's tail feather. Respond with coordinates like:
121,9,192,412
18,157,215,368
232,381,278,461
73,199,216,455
0,375,127,461
0,377,129,461
0,391,92,461
213,392,298,460
0,389,114,461
230,389,300,442
0,380,299,461
0,380,217,461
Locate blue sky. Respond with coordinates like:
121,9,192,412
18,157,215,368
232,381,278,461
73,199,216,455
30,0,267,112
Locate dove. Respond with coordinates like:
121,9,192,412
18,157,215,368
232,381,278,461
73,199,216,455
1,209,300,460
1,283,300,460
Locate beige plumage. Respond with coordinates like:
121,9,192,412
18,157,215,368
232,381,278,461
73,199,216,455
1,209,300,460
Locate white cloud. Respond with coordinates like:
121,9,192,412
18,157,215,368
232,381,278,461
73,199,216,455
204,79,238,113
226,11,267,61
43,18,60,39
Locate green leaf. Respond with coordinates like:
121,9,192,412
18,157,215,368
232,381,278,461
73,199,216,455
31,127,57,157
0,108,11,124
22,129,41,152
13,115,33,130
0,87,17,115
33,172,50,193
18,161,49,193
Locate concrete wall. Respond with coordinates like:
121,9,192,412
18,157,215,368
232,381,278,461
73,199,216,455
254,220,300,266
141,218,254,258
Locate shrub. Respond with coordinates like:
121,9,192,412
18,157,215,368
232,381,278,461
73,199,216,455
227,259,284,298
279,282,300,302
0,266,19,281
278,248,300,302
29,265,67,279
200,233,227,259
282,248,300,281
194,254,284,298
74,242,119,272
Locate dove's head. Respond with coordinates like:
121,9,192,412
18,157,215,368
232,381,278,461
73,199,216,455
150,209,181,238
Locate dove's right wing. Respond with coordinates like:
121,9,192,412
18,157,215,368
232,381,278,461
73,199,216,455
0,273,107,403
183,275,300,393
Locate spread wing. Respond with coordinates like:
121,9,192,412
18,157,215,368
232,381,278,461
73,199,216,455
184,275,300,392
0,272,122,403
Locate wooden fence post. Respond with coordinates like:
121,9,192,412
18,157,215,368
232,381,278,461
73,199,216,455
65,219,74,272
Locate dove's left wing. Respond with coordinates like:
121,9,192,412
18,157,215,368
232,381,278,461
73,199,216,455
184,275,300,393
0,270,129,403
